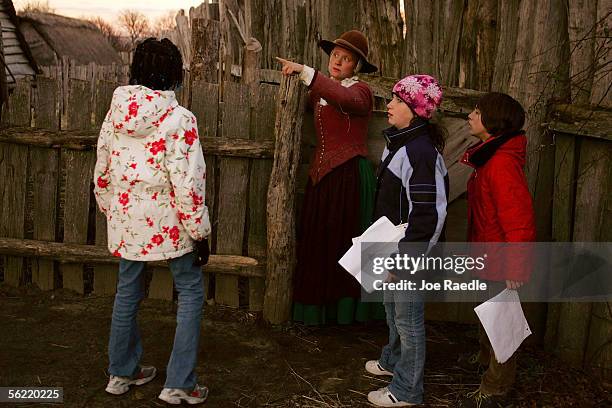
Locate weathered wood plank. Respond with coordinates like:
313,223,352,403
148,266,174,300
0,128,275,158
577,138,612,375
65,79,93,131
241,39,263,311
93,210,117,296
0,143,28,286
492,0,521,93
29,146,58,290
190,80,219,299
33,77,59,130
3,78,31,127
548,104,612,141
59,149,95,293
0,237,264,278
546,133,578,351
263,75,305,324
557,138,609,366
459,0,497,91
191,18,221,83
190,82,220,140
552,133,578,242
93,80,118,129
215,81,251,307
247,83,277,311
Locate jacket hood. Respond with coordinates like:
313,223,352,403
108,85,178,138
461,130,526,168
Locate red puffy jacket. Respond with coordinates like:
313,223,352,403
461,131,536,282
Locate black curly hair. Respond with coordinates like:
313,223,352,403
129,38,183,91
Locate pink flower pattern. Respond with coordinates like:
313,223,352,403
93,85,211,261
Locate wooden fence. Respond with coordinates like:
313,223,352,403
547,105,612,378
0,69,482,307
0,72,277,312
1,66,609,378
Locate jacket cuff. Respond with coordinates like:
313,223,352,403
299,65,316,87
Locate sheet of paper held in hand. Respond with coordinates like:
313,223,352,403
338,216,407,292
474,289,532,364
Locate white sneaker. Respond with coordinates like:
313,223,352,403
105,366,157,395
365,360,394,376
367,387,415,407
158,384,209,405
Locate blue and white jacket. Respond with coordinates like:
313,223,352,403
373,120,449,256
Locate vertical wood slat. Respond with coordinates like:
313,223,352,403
93,211,117,295
60,150,95,293
66,79,93,131
91,80,119,295
2,78,31,127
577,139,612,376
190,81,220,235
33,77,60,130
29,146,58,290
247,83,277,311
546,133,578,350
215,82,251,307
190,81,220,299
0,143,28,286
556,137,606,366
94,80,119,128
148,266,174,300
190,18,221,299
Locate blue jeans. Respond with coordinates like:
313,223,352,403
108,251,204,389
378,289,425,404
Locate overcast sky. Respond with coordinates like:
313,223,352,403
13,0,206,26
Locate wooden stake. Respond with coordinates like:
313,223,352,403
263,75,305,324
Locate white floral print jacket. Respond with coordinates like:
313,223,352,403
93,85,211,261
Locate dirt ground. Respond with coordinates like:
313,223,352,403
0,284,609,408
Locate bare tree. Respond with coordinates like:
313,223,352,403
151,11,177,37
88,16,125,51
17,0,55,14
118,9,151,49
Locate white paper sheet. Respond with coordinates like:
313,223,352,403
339,216,407,293
474,289,532,364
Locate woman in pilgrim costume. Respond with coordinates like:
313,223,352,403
277,30,384,325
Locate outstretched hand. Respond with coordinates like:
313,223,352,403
506,280,524,290
276,57,304,76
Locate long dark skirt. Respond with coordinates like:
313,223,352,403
293,156,364,305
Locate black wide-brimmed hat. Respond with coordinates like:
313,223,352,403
318,30,378,74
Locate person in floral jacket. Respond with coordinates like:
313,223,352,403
94,38,211,405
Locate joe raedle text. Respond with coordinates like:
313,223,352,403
372,279,488,292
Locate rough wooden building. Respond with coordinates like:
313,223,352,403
0,0,38,88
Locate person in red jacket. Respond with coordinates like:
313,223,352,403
277,30,380,325
458,92,536,408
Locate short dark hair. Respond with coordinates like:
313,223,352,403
129,38,183,91
476,92,525,135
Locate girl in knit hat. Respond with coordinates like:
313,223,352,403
277,30,382,325
365,75,449,407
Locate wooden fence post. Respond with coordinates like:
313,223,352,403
263,75,305,324
190,17,221,302
0,143,28,286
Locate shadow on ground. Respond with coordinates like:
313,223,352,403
0,284,609,407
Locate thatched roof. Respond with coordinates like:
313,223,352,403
19,12,122,66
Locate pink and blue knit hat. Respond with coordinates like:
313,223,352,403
392,74,443,119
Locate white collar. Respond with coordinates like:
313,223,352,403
320,75,359,106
